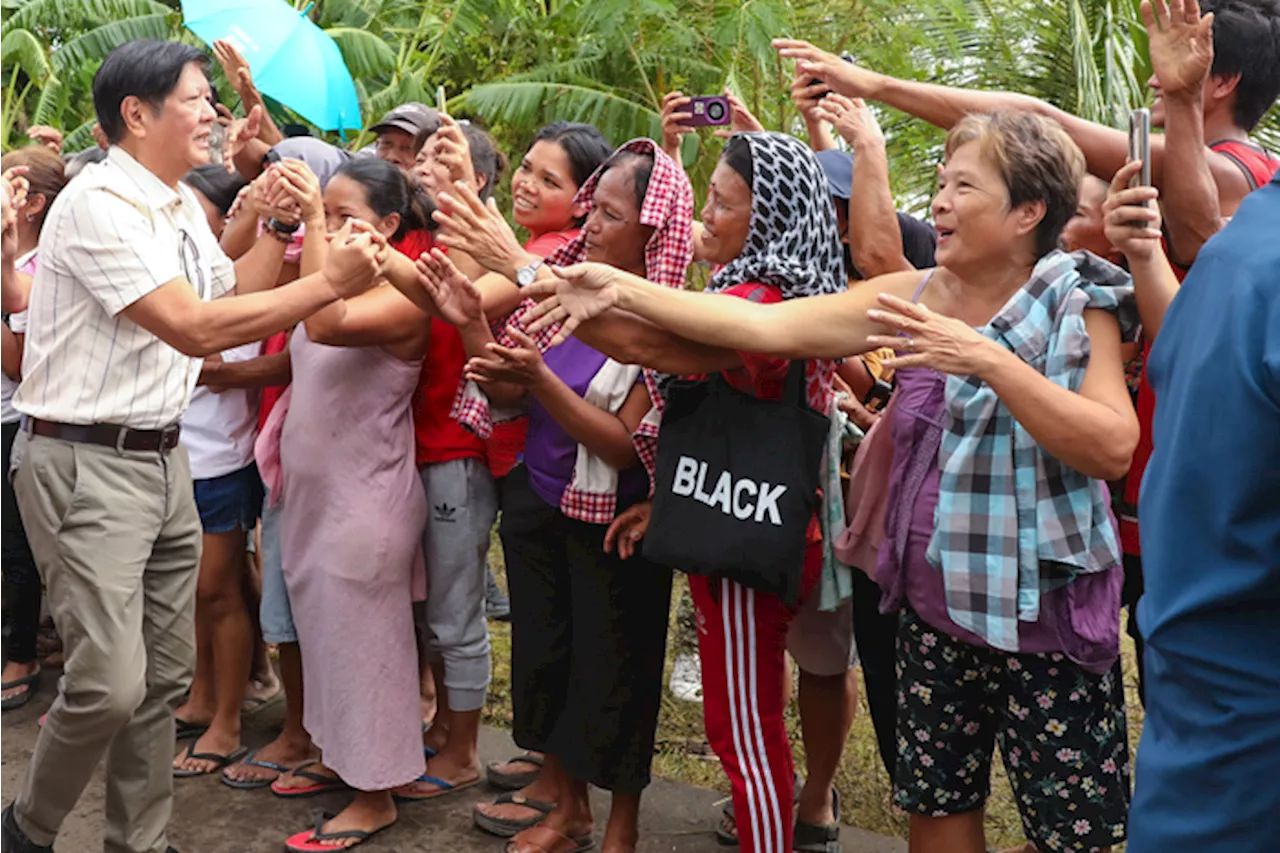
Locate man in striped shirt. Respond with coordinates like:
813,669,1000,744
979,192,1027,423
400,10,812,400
2,40,383,853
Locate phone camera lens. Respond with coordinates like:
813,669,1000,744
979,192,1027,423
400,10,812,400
707,101,727,121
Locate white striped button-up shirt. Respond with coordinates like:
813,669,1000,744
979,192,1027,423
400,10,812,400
14,146,237,429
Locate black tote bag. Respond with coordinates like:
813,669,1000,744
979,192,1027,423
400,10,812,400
643,360,828,605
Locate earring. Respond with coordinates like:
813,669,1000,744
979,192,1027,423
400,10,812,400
25,213,34,222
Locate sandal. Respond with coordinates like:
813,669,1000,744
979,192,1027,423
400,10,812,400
271,761,351,798
220,748,301,790
716,775,805,846
0,665,41,711
487,752,544,791
505,824,594,853
284,810,395,853
474,791,558,838
173,742,249,778
793,788,841,853
392,772,481,802
174,717,209,741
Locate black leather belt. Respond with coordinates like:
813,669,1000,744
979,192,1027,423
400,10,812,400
28,418,181,453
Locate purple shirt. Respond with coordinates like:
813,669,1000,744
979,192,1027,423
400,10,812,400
524,336,648,512
875,366,1122,673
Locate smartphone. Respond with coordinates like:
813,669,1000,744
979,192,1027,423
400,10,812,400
1128,108,1151,190
436,85,448,115
808,52,857,90
678,95,731,127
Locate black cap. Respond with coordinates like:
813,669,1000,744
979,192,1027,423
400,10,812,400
814,149,854,200
368,102,440,138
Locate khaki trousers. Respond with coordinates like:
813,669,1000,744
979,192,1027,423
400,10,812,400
12,433,201,853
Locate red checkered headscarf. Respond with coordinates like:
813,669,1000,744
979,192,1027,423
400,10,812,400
451,138,695,445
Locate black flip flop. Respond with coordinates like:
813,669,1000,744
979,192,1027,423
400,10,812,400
271,761,352,798
285,810,395,853
474,791,558,838
793,788,841,853
486,752,544,791
716,775,806,846
0,666,41,711
174,717,209,741
173,741,249,778
219,747,297,790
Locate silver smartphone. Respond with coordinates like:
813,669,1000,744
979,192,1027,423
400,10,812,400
1128,108,1151,190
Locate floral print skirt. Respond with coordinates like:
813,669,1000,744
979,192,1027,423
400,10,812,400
893,607,1130,852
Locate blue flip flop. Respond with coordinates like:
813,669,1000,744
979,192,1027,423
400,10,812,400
393,773,481,801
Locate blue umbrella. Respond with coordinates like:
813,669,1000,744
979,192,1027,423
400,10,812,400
181,0,362,132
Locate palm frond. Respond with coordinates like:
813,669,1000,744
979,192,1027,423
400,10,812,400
464,80,662,147
2,0,170,36
326,27,398,78
0,27,51,81
51,13,175,74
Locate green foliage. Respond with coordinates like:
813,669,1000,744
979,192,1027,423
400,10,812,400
1,0,1276,209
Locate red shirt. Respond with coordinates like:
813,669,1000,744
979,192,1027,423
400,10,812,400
414,228,581,469
1120,141,1279,555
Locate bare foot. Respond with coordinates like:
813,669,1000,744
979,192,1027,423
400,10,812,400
173,727,242,774
222,733,313,786
291,794,396,849
422,723,449,754
1,661,41,706
173,699,214,730
242,670,282,712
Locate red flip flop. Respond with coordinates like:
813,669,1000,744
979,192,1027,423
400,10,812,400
284,810,395,852
271,761,351,798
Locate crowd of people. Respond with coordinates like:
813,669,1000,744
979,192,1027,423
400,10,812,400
1,0,1278,852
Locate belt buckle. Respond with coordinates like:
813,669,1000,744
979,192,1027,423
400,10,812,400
158,424,180,453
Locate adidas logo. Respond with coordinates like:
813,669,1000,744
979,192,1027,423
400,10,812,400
434,503,458,522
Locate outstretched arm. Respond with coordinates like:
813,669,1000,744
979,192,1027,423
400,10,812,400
525,263,924,360
774,38,1255,215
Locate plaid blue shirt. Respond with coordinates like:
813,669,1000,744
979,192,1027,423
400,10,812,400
927,250,1139,652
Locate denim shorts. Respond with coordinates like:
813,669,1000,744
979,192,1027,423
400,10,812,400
193,462,265,534
258,489,296,644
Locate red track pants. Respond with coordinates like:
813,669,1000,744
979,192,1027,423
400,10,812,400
690,546,820,853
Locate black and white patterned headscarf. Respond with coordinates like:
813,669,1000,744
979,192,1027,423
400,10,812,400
707,132,846,299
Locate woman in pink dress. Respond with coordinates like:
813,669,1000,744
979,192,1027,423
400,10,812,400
267,156,436,852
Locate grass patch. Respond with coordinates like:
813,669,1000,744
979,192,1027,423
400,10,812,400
482,532,1143,849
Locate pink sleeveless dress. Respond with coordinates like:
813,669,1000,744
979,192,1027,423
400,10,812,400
279,327,427,790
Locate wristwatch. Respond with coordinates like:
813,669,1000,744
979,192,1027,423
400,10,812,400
265,217,301,236
515,258,543,288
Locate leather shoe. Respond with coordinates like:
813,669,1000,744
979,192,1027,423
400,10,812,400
1,805,53,852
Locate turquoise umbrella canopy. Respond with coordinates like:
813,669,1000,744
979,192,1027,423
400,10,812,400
181,0,362,132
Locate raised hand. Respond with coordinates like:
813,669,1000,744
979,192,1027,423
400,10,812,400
213,39,253,92
272,159,324,225
322,220,381,298
423,114,478,194
865,293,1001,375
523,262,625,344
1142,0,1214,96
26,125,63,154
791,70,832,125
1102,160,1163,263
221,104,263,174
433,180,529,278
464,327,549,388
773,39,882,100
812,94,885,150
660,91,696,163
604,502,653,560
712,90,766,139
417,248,484,327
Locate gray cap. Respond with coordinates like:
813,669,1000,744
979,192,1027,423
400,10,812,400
367,102,440,139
